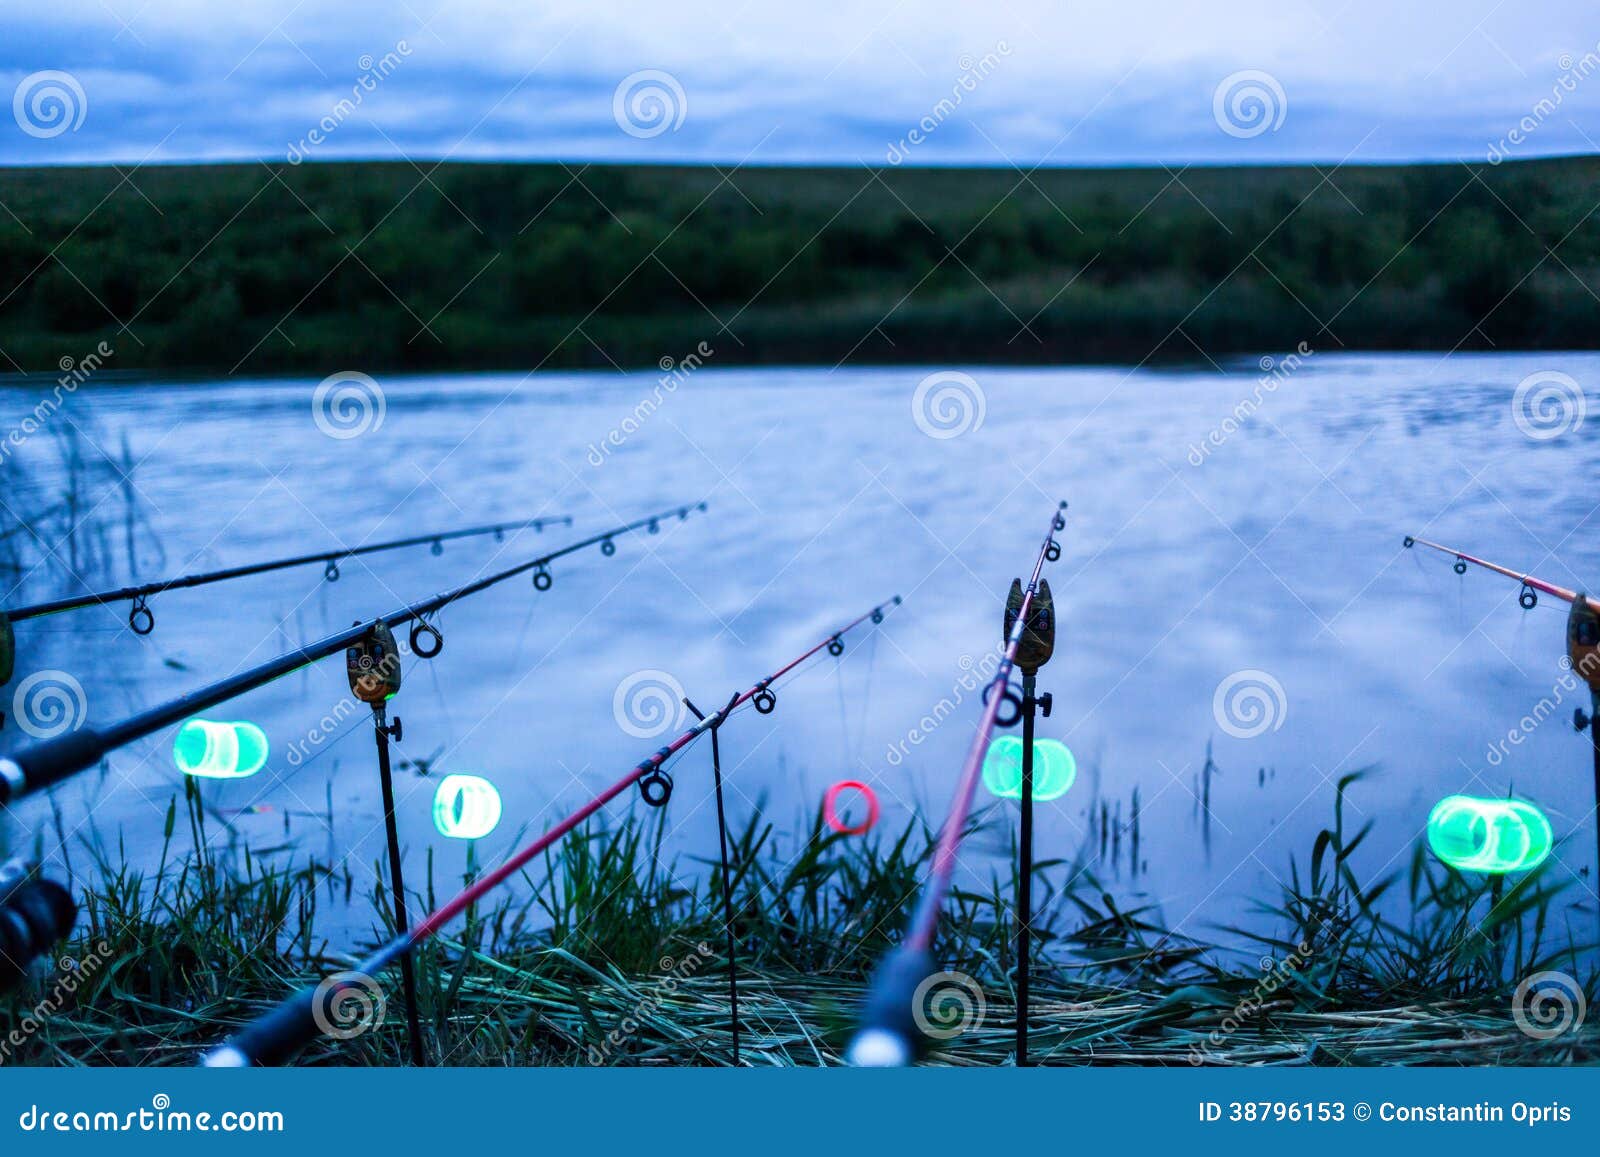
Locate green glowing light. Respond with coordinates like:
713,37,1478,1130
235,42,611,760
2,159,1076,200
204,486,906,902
433,774,502,839
173,719,270,779
982,735,1076,802
1427,795,1553,873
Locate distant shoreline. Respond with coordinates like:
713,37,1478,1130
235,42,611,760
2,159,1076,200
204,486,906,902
2,154,1594,378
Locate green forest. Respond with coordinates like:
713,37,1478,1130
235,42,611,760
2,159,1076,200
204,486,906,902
0,155,1596,375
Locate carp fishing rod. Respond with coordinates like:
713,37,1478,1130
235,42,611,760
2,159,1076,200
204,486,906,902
0,510,572,662
200,594,903,1067
0,512,575,729
848,502,1067,1068
0,504,705,806
1404,534,1600,875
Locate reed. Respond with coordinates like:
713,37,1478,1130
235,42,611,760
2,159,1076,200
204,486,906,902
1,774,1594,1066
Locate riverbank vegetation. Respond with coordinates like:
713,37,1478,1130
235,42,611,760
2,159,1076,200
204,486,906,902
1,155,1597,376
2,775,1594,1066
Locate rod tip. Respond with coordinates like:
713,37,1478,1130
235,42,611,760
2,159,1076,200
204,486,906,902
1403,535,1415,548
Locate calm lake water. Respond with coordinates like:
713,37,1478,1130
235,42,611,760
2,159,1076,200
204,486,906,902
2,353,1596,951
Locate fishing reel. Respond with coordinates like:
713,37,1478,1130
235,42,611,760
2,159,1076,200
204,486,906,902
0,859,78,993
347,621,402,706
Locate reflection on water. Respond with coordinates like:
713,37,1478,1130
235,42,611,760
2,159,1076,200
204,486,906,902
0,352,1596,947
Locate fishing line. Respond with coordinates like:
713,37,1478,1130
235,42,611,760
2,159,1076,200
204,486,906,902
200,594,902,1066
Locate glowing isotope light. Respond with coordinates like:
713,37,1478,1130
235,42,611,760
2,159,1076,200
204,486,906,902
981,735,1077,802
1427,795,1553,874
432,774,503,839
172,718,270,779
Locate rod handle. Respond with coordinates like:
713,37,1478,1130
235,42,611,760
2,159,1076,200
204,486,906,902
0,729,109,804
845,946,935,1067
203,985,324,1067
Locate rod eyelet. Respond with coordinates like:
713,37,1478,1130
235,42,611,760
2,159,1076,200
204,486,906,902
601,538,616,557
1454,559,1468,575
827,637,844,657
1403,535,1415,548
648,519,659,535
494,528,505,542
532,566,553,591
753,689,777,715
430,540,443,557
1045,541,1061,563
639,770,673,807
410,620,444,658
129,598,155,636
1054,514,1066,532
325,560,340,582
1520,584,1538,610
871,609,884,625
984,680,1023,728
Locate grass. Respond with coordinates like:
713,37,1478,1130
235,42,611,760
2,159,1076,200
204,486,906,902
1,772,1595,1066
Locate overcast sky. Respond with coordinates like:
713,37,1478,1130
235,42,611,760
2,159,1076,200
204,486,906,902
4,0,1599,168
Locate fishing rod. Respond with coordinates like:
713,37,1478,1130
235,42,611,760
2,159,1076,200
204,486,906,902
0,513,574,726
0,505,706,806
1404,534,1600,876
200,594,903,1067
3,512,575,632
1404,536,1600,613
848,501,1067,1068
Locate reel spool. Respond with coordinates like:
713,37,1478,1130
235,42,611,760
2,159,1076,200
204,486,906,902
1004,577,1056,675
0,861,78,992
1569,593,1600,692
347,622,403,705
